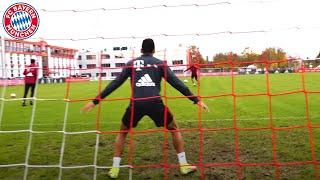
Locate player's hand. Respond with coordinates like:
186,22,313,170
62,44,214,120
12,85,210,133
197,101,209,112
80,102,96,113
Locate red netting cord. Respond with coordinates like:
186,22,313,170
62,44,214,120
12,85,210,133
89,54,320,178
96,52,103,131
301,65,319,178
195,54,205,179
229,53,242,179
128,50,136,166
64,59,72,100
162,50,169,179
265,57,281,179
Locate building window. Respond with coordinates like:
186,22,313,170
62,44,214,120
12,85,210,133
102,63,110,67
111,72,121,77
34,45,40,52
101,54,110,59
86,55,96,60
115,63,125,67
173,70,184,74
87,64,96,69
24,44,30,52
96,73,106,77
121,47,128,50
115,54,124,59
5,41,10,50
79,65,82,69
77,55,82,60
113,47,120,51
172,60,183,65
81,73,91,77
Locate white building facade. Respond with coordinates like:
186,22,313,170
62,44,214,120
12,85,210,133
0,38,79,80
77,45,189,80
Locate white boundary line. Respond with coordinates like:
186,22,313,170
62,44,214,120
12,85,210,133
0,130,98,134
1,98,68,101
93,133,100,180
0,163,132,169
58,102,69,180
0,116,318,128
23,74,40,180
0,32,7,126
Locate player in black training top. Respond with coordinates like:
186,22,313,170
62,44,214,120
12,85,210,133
184,64,199,86
81,38,209,179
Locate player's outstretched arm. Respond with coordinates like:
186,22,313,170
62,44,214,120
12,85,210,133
197,101,209,112
80,101,96,113
80,62,131,113
184,66,191,72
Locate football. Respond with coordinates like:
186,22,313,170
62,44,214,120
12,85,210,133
10,93,16,98
183,79,188,83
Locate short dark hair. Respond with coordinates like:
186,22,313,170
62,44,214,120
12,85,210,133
141,38,155,53
31,59,35,63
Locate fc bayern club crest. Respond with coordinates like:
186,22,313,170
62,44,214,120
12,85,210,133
3,2,40,40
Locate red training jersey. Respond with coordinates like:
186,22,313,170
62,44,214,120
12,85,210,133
23,63,38,84
185,65,198,75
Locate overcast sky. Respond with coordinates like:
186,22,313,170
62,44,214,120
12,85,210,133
1,0,319,59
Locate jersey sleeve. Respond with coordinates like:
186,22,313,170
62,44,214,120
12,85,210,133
162,64,199,104
23,68,28,75
184,66,191,72
32,66,38,77
92,62,132,105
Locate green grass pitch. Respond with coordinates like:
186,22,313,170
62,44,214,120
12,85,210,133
0,73,319,179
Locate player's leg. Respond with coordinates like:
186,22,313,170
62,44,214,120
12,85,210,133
191,74,196,86
190,75,195,85
108,105,144,179
194,74,198,85
148,102,196,175
22,84,30,106
114,123,129,157
108,123,128,179
30,84,36,105
167,120,197,175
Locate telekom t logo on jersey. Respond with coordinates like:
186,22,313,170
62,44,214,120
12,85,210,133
133,60,144,71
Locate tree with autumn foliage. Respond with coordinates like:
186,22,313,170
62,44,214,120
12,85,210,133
212,53,241,68
259,48,287,69
188,45,206,64
211,47,288,69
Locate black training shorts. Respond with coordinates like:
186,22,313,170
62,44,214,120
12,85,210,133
191,73,198,80
121,99,173,128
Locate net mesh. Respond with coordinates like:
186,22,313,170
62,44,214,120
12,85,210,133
0,47,319,179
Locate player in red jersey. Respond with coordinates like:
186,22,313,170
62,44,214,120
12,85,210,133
22,59,38,106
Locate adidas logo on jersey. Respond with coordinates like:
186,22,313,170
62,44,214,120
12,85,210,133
136,74,155,87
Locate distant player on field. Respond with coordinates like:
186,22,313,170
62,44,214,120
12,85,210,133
22,59,38,106
184,64,199,86
81,38,209,178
